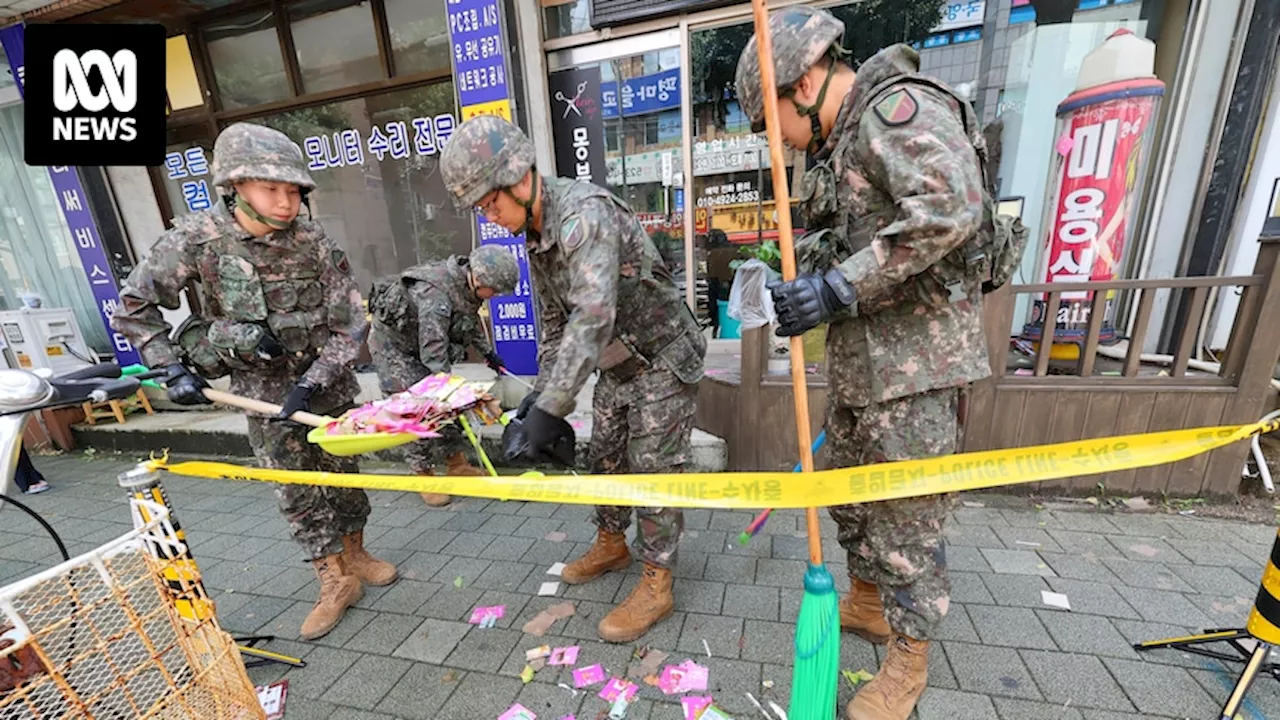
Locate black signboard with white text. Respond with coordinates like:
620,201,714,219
548,66,608,188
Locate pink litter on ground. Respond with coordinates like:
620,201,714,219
468,605,505,624
598,677,638,703
681,696,713,720
571,664,605,688
497,703,536,720
548,646,579,666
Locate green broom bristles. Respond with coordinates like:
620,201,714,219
789,562,841,719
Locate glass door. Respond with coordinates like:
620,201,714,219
547,31,707,333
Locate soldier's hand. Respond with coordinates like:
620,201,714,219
768,269,855,337
522,406,576,466
278,380,317,420
160,364,211,406
255,330,287,360
516,390,540,420
484,350,505,373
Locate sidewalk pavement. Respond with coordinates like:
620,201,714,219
4,450,1280,720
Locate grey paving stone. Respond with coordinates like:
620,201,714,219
270,696,338,719
948,545,993,573
375,663,466,719
519,539,574,565
1106,535,1188,564
700,657,764,717
1189,664,1280,719
936,604,980,643
1105,514,1180,537
982,548,1057,577
721,583,781,621
440,532,496,558
367,579,440,615
678,613,744,658
670,578,725,614
1184,593,1255,627
434,671,523,720
994,526,1065,553
1034,610,1140,660
478,534,535,561
342,612,421,655
1049,512,1123,534
1114,585,1215,628
945,523,1006,548
769,533,811,560
471,560,536,592
673,552,708,580
279,645,363,699
981,573,1052,608
951,571,995,604
392,618,471,664
1168,563,1260,597
320,653,412,710
562,572,625,603
967,604,1057,649
993,697,1085,719
513,681,585,719
398,550,452,582
1038,551,1123,584
740,619,796,666
916,688,999,720
202,561,286,594
754,558,808,587
1164,537,1259,568
441,512,490,533
943,641,1043,700
1100,557,1193,592
1109,618,1231,669
477,513,526,536
252,565,317,599
364,525,425,551
999,508,1066,529
1043,578,1140,619
404,529,459,554
1020,649,1134,712
1102,657,1221,717
445,626,522,672
710,510,755,531
703,554,757,583
430,556,494,587
215,593,296,635
952,507,1011,526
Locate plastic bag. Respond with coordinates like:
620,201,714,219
727,258,781,330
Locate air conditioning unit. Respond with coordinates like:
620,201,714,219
0,308,97,375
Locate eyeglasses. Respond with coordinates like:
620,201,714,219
474,191,501,218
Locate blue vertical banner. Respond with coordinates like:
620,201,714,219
445,0,539,376
0,22,140,367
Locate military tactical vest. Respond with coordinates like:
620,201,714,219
177,213,332,377
368,259,477,365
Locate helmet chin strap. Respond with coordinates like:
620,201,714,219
234,193,293,230
792,55,837,155
504,174,539,236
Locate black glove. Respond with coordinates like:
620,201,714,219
484,350,505,373
278,380,317,420
522,405,576,466
440,422,464,444
516,390,540,420
768,269,856,337
255,330,287,361
160,364,210,406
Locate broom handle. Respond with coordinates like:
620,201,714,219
202,388,330,428
750,0,823,567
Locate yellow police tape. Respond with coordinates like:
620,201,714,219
146,417,1280,509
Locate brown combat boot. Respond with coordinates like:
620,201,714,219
341,531,399,586
597,563,674,643
561,529,631,585
840,578,892,644
845,633,929,720
299,554,363,641
422,452,486,506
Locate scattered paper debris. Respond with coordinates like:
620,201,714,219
453,576,464,589
608,695,631,719
498,703,537,720
768,701,787,720
699,706,734,720
549,646,580,666
1055,132,1074,156
841,669,874,689
527,646,552,661
469,605,504,627
681,695,713,720
1041,590,1071,610
659,660,710,695
255,680,288,720
761,680,774,689
572,664,606,689
548,562,566,576
545,531,567,543
1014,540,1041,548
520,665,536,684
1129,544,1160,558
530,658,547,671
522,612,557,636
598,677,639,703
702,638,712,657
556,682,577,696
546,602,577,619
961,500,985,508
1124,496,1154,512
636,648,668,677
539,581,561,596
746,692,772,719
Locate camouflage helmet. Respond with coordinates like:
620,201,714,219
212,122,315,190
440,115,536,210
734,5,846,132
468,245,519,295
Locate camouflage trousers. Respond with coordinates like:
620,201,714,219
246,414,370,560
827,387,963,641
589,367,696,569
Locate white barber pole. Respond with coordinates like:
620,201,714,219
1024,28,1165,353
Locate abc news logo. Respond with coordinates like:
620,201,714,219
26,24,164,167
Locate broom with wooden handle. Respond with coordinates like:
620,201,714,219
748,1,841,717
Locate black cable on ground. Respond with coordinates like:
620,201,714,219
0,492,69,562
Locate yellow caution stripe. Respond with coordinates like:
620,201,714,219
146,419,1280,510
1247,530,1280,644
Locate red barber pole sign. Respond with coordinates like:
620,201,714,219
1026,79,1163,346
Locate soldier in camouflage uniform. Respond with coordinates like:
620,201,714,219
111,122,399,643
736,8,992,719
440,115,706,644
368,245,519,506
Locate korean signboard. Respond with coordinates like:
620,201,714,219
601,68,680,118
549,66,609,187
446,0,539,375
0,22,141,366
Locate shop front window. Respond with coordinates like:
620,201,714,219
288,0,384,93
543,0,593,40
0,104,110,354
205,9,292,110
384,0,451,76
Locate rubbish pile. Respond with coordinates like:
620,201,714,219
320,373,504,438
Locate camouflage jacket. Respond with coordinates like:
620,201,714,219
368,257,492,374
527,176,705,418
111,202,366,415
809,44,991,406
